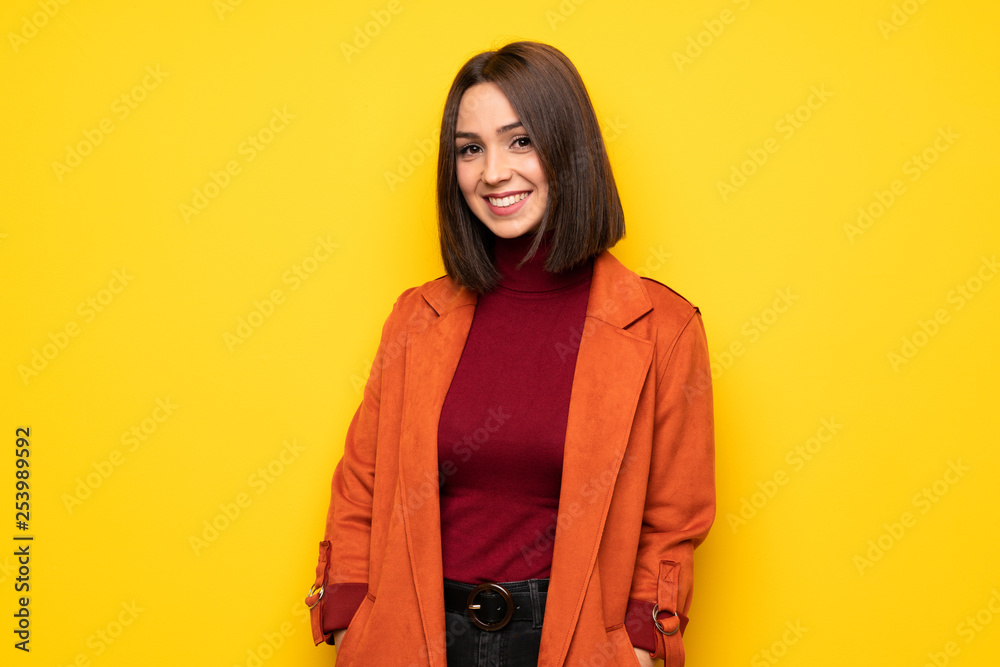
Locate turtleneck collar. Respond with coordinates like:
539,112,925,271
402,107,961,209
491,228,594,293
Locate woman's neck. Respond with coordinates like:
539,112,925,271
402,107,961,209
491,229,593,293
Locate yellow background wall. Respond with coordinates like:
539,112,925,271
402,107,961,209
3,1,998,665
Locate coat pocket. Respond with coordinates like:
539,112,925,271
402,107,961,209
334,593,375,665
604,624,644,667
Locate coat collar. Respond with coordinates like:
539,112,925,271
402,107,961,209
398,250,655,666
420,249,653,329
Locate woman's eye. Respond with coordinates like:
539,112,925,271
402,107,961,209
512,136,531,149
458,144,481,155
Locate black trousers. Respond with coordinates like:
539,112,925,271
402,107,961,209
444,578,546,667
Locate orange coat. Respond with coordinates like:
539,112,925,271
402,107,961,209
307,249,716,666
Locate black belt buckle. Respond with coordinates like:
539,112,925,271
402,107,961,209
465,583,514,631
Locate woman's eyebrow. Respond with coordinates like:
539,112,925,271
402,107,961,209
455,121,524,140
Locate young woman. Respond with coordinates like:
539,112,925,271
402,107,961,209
306,41,716,666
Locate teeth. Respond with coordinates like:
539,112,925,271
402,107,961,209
488,192,528,207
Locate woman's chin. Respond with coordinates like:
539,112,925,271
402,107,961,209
480,217,542,239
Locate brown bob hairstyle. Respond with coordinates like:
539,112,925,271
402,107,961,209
436,41,625,294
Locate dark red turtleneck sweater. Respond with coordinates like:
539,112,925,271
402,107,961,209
437,229,594,584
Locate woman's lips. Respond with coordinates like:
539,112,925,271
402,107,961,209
483,191,531,216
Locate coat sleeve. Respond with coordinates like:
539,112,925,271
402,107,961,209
625,307,716,664
305,295,402,646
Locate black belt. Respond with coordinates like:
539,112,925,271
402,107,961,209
444,578,548,631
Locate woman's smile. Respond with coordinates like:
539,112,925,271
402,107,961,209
484,190,532,215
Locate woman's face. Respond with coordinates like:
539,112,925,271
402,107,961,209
454,82,548,239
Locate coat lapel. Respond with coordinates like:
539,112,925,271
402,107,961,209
397,251,654,667
397,278,477,667
537,253,655,666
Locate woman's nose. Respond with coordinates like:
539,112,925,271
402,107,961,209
482,150,512,185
